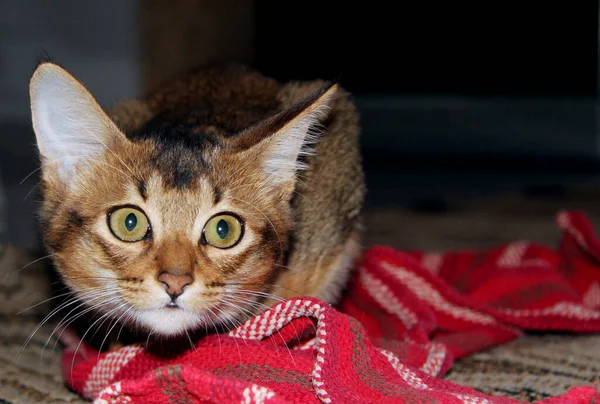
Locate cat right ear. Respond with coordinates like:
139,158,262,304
229,83,337,196
30,63,123,184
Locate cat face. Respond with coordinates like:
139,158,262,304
30,63,335,336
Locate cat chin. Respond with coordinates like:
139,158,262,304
135,308,204,336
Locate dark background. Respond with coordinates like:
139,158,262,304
1,0,599,246
256,2,597,96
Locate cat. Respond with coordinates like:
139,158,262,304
29,62,365,339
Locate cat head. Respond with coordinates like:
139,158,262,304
30,62,336,336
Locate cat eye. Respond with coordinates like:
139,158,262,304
108,206,150,242
202,213,244,249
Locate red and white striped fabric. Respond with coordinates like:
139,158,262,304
62,210,600,403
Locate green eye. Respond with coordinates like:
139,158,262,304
108,207,150,242
203,214,243,249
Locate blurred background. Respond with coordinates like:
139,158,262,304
1,0,599,249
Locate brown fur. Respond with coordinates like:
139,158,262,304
32,63,365,338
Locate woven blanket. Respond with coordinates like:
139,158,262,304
62,210,600,403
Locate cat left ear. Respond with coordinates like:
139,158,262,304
30,63,124,184
235,83,337,190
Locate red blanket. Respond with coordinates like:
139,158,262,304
62,210,600,403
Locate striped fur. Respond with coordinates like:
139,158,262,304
30,63,365,337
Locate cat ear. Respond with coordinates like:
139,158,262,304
29,63,123,184
235,83,337,190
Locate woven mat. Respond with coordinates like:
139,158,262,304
0,245,85,403
2,185,600,403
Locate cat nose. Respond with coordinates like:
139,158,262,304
157,271,193,300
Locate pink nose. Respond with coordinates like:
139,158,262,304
157,272,193,298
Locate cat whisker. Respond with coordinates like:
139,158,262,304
78,124,139,181
48,280,74,289
19,153,92,186
211,304,244,363
88,300,127,347
184,329,197,352
116,320,127,342
295,172,316,184
70,302,128,381
225,171,315,203
220,180,274,196
220,281,302,298
229,289,287,303
46,299,109,360
271,263,300,273
21,181,40,204
229,196,285,259
54,293,120,331
16,291,96,364
89,160,132,183
98,317,119,352
62,275,133,281
36,155,132,189
292,190,321,215
225,143,270,181
17,254,52,272
226,294,281,314
220,297,269,325
204,306,223,355
219,309,247,344
225,292,292,320
97,305,134,360
219,298,273,342
225,176,317,214
47,291,121,353
215,279,315,337
227,290,316,335
145,329,154,350
18,296,79,364
219,298,258,320
221,296,296,366
44,287,121,339
289,176,311,192
19,166,42,185
16,290,75,315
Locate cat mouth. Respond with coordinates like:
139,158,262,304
165,302,182,309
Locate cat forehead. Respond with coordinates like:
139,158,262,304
141,174,215,231
139,173,216,202
125,128,223,191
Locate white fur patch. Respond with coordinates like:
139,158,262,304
30,63,117,184
261,87,336,185
135,308,205,336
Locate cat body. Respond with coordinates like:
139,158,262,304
30,63,364,337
